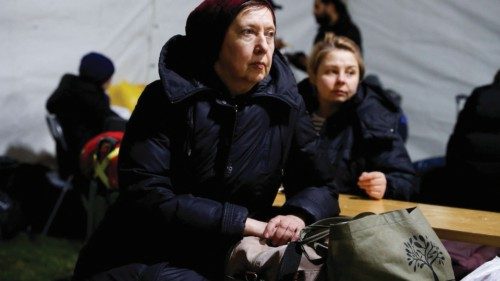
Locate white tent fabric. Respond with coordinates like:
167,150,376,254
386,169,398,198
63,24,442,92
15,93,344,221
348,0,500,161
1,0,499,162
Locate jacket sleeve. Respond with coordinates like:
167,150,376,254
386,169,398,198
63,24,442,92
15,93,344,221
282,94,340,223
118,81,248,237
363,118,417,201
371,137,417,200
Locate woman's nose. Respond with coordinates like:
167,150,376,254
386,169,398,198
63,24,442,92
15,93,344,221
337,72,347,83
255,34,270,54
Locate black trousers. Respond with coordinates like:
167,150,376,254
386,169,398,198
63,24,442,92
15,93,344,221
73,262,209,281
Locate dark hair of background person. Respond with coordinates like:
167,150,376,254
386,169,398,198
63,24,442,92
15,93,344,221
314,0,362,50
284,0,362,72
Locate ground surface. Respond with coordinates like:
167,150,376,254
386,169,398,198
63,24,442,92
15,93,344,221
0,233,81,281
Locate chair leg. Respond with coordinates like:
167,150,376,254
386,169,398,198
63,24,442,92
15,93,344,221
81,180,98,241
42,180,72,236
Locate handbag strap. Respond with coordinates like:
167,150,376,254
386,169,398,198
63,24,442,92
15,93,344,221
276,212,375,280
276,241,302,281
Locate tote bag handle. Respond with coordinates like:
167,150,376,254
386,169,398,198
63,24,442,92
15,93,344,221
277,212,375,281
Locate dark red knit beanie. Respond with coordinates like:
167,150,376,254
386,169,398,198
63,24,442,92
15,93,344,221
185,0,275,68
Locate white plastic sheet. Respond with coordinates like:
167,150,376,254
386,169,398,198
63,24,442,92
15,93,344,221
1,0,499,162
461,256,500,281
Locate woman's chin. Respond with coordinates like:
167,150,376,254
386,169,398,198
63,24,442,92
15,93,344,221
330,96,347,103
247,73,267,83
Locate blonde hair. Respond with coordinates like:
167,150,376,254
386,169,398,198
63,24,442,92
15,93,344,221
307,33,364,83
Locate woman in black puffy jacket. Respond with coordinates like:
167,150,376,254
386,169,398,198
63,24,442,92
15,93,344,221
296,33,416,201
72,1,339,280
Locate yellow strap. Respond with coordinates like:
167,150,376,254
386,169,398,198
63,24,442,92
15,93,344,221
93,147,120,189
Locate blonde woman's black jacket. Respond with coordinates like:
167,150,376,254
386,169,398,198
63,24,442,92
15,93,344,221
73,35,339,279
297,81,417,201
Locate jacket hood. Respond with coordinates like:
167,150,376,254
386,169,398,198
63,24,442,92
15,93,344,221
56,73,103,93
158,35,300,109
354,83,400,140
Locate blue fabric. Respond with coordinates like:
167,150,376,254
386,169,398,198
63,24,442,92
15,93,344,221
412,156,445,176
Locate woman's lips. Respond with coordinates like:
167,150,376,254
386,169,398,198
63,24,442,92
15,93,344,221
333,90,347,96
250,62,266,70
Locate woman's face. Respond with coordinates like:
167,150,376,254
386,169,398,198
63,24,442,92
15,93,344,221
314,49,360,106
215,6,275,95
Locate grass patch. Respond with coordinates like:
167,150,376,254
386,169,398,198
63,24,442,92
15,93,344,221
0,233,82,281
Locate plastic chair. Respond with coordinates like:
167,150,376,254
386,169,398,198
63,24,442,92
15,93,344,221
43,113,73,235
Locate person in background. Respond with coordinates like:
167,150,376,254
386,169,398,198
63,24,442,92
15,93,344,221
441,70,500,277
296,33,416,200
445,69,500,212
72,1,339,280
312,0,362,48
286,0,362,72
46,52,125,179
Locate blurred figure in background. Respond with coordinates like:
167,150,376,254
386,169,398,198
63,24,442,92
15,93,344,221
46,52,125,179
440,70,500,278
445,69,500,212
312,0,362,49
286,0,362,72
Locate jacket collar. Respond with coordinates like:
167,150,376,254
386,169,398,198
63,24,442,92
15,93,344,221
59,74,103,92
324,83,399,140
158,35,300,109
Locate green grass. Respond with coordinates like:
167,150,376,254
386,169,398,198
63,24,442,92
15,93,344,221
0,233,82,281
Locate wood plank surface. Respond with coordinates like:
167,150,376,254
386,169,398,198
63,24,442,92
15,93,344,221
338,194,500,247
273,192,500,247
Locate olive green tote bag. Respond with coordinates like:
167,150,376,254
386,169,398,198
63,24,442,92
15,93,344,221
280,207,455,281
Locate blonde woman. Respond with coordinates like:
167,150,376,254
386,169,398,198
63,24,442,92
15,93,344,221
298,34,416,200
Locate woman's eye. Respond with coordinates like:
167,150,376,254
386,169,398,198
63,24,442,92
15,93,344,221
242,29,253,36
265,31,275,38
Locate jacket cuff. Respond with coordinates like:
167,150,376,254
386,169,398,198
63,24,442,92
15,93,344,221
221,203,248,236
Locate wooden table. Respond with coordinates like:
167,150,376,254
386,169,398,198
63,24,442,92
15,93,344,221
273,193,500,247
338,194,500,248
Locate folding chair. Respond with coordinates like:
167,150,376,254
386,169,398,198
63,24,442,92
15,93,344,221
43,113,73,235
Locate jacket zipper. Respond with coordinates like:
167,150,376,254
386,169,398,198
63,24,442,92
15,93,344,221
225,104,238,177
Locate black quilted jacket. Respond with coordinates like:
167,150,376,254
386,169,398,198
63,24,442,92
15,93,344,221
74,35,339,279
